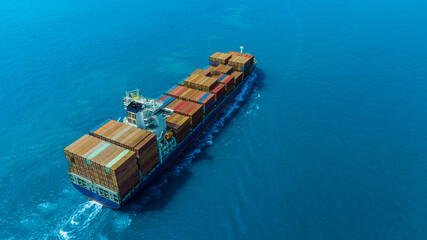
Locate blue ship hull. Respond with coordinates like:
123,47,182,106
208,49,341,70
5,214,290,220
72,65,256,209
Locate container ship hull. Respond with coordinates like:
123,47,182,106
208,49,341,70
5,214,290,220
65,51,256,209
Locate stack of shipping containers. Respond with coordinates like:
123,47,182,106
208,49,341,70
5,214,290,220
166,113,190,143
166,86,215,112
182,74,218,92
210,84,226,102
165,99,204,127
91,120,160,178
212,65,233,75
64,51,254,201
163,51,254,141
231,71,243,85
209,52,232,66
64,134,140,197
217,74,235,94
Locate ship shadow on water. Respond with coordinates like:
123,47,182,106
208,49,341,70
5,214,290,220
121,68,266,214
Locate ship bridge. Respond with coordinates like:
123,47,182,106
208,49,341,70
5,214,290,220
123,89,171,137
123,89,176,162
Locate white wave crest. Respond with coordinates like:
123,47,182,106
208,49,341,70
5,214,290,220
59,230,69,240
48,200,103,239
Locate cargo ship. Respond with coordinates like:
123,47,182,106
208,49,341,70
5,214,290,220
64,49,257,209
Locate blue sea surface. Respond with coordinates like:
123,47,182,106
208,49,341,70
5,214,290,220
1,0,426,239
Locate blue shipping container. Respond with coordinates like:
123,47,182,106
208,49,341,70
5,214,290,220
217,74,227,82
198,92,210,104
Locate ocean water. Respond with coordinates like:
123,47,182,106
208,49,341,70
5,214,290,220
1,0,426,239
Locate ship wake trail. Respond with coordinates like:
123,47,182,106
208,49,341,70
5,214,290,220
48,201,104,240
137,73,259,208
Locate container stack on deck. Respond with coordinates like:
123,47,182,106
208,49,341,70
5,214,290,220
64,134,139,197
166,113,190,143
183,74,218,92
210,84,226,102
212,64,233,75
164,50,254,146
134,133,158,176
91,120,160,177
165,99,204,127
167,86,215,112
167,86,187,98
229,52,254,78
217,74,235,94
228,54,251,77
190,68,212,77
231,71,243,85
209,52,232,66
157,95,175,106
166,51,255,129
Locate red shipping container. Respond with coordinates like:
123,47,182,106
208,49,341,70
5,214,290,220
169,86,181,95
175,101,191,112
216,73,224,79
175,86,189,96
192,91,206,102
210,84,226,101
168,86,186,97
221,75,235,84
184,103,197,115
157,95,168,102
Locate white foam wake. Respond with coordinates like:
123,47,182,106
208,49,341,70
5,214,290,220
48,200,103,239
137,72,259,207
